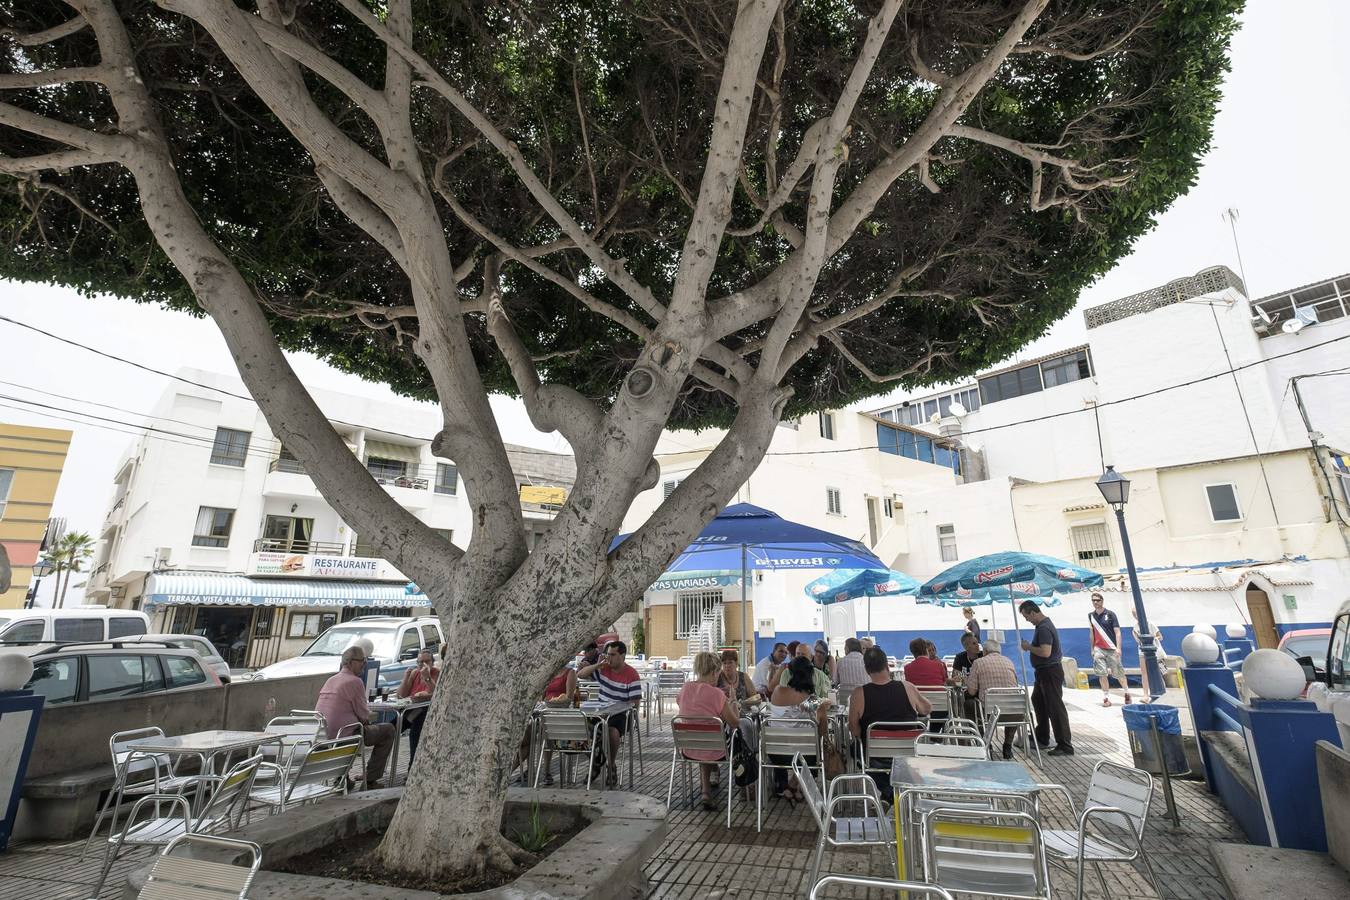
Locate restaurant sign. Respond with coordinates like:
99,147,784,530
246,552,407,581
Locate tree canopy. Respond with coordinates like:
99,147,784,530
2,0,1239,427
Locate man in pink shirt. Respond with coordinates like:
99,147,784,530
316,646,396,787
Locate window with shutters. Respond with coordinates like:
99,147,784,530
938,524,958,562
826,487,842,515
1068,522,1116,569
675,590,723,639
662,476,685,499
818,411,835,440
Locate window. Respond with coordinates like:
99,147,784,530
87,655,163,700
0,468,12,519
675,589,723,639
978,364,1044,404
192,506,235,548
420,624,442,655
398,628,422,660
1068,522,1116,569
818,411,835,440
170,606,196,635
108,617,147,638
366,456,407,482
938,524,958,562
26,658,78,705
262,515,313,552
209,427,251,467
662,477,684,499
288,612,337,639
0,619,44,642
1041,350,1093,388
163,655,207,689
53,618,103,642
826,487,842,515
253,607,276,638
884,498,894,518
1205,483,1243,522
435,463,459,495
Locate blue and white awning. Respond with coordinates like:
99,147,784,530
145,572,431,608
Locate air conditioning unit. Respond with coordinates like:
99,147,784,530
153,547,173,568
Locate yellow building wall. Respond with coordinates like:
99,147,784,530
642,600,756,662
0,424,73,609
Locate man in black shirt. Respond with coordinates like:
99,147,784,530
1019,600,1073,755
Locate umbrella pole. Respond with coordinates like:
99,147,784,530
740,543,748,666
867,593,872,638
1010,587,1030,687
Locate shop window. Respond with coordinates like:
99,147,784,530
288,612,338,639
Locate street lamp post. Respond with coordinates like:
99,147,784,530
28,559,55,609
1096,465,1167,701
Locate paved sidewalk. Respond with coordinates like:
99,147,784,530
0,686,1241,899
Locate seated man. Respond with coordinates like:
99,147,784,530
577,640,642,787
902,637,947,686
964,638,1020,759
849,647,931,797
952,632,983,677
752,642,788,694
779,640,831,698
317,646,397,788
834,637,868,693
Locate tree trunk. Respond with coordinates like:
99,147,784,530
374,589,552,880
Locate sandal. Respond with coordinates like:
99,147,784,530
1102,697,1112,707
605,768,618,789
700,793,716,811
1124,693,1133,705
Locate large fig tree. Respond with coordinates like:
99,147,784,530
1,0,1238,881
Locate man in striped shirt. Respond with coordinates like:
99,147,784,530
577,640,642,787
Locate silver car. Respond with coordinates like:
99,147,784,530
121,633,233,683
20,640,220,707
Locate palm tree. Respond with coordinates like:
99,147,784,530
48,532,96,608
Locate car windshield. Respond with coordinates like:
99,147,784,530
1283,635,1328,669
302,626,397,660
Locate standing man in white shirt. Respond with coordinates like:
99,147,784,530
752,642,788,693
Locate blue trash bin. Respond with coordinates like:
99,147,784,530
1122,703,1188,775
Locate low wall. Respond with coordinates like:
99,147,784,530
1318,741,1350,872
221,673,331,732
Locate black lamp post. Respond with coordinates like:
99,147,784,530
1097,465,1166,700
27,558,55,609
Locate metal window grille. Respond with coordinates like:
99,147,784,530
1068,522,1116,570
826,487,842,515
675,589,723,639
663,477,684,499
938,524,958,562
209,428,251,467
253,607,275,638
366,456,408,482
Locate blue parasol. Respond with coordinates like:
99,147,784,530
918,552,1104,684
804,567,920,639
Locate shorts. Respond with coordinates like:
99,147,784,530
1092,647,1127,680
607,709,631,737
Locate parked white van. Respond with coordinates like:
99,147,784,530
0,607,150,644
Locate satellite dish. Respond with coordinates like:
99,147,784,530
929,412,942,424
1282,318,1304,334
1251,306,1273,326
948,401,968,418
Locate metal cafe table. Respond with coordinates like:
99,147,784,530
890,755,1041,878
369,697,431,786
528,700,638,787
124,729,280,809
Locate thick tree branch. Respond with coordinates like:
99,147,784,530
1,14,88,47
0,67,108,90
0,148,116,174
0,101,126,155
315,164,408,271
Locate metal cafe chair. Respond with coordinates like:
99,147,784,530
129,833,262,900
793,754,897,889
984,686,1041,764
756,718,823,832
1037,761,1163,899
922,805,1051,900
667,716,739,827
533,708,604,789
249,736,361,815
856,720,926,781
809,874,954,899
83,727,205,859
914,731,989,759
93,753,262,897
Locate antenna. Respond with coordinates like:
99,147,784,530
1222,208,1251,296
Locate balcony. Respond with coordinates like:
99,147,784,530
252,538,347,556
262,459,322,500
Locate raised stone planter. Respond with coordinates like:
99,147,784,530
123,786,666,899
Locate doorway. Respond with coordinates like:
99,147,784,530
195,606,256,667
866,497,880,547
1245,585,1279,649
824,603,856,652
262,515,314,553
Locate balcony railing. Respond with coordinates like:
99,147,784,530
268,457,307,475
252,538,348,556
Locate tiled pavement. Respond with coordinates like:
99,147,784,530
0,687,1241,899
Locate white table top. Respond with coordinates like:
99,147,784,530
370,698,430,712
126,730,277,754
890,755,1038,795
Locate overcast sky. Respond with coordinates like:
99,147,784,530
4,1,1348,604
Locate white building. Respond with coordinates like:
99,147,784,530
88,369,574,667
871,267,1350,665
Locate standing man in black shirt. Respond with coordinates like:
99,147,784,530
1019,600,1073,755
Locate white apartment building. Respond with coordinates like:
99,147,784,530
88,369,574,667
871,267,1350,664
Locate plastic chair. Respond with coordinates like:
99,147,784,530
809,874,954,899
94,753,262,896
1038,761,1163,899
667,716,738,827
757,718,823,832
133,833,261,900
249,736,361,814
83,727,204,859
534,709,604,788
793,754,897,889
922,805,1051,899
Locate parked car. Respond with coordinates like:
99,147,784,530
1325,599,1350,694
19,640,220,707
0,607,149,644
120,633,232,684
251,616,443,689
1278,628,1332,685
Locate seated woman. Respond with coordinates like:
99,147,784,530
676,651,742,810
716,648,761,752
767,656,833,801
396,648,439,765
849,646,932,796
